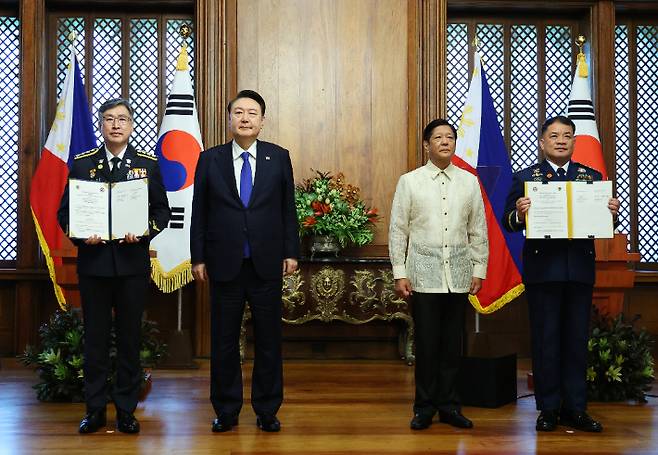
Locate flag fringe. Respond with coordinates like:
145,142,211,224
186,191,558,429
150,259,193,293
30,208,68,310
469,283,525,314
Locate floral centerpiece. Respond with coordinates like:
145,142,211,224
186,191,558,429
295,171,379,251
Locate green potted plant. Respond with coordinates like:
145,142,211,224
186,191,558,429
586,308,655,402
20,308,167,402
295,170,379,256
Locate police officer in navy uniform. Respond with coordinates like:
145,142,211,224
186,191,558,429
502,115,620,433
58,98,170,434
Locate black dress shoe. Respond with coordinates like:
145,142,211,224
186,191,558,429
560,410,603,432
212,414,239,433
536,410,558,432
116,410,140,434
410,413,433,430
439,410,473,429
256,414,281,432
79,408,107,434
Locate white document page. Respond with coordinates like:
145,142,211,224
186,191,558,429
111,178,149,240
69,179,110,240
525,181,569,239
570,181,613,239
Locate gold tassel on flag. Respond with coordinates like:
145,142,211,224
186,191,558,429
576,35,588,78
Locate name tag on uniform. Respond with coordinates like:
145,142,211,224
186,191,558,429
127,168,148,180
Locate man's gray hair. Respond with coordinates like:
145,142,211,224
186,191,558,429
98,98,134,123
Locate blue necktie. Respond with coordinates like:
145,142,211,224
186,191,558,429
240,151,253,258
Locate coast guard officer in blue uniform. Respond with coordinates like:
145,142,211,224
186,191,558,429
502,115,620,433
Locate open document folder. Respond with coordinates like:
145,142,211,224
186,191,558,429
68,178,149,240
524,180,613,239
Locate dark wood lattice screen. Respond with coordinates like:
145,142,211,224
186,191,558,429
52,14,195,154
0,15,20,263
446,20,577,172
615,21,658,265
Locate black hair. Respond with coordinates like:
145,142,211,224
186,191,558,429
422,118,457,142
541,115,576,135
227,89,266,116
98,98,134,123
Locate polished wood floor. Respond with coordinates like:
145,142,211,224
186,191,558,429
1,358,656,455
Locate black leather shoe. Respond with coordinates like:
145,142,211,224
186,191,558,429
79,408,107,434
256,414,281,432
536,410,558,432
212,414,238,433
560,410,603,432
410,413,433,430
439,410,473,429
116,410,140,434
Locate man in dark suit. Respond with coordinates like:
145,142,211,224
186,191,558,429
502,115,620,433
190,90,299,433
58,98,170,434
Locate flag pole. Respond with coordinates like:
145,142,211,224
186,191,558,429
156,23,199,369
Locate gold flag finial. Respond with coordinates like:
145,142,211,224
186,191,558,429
176,24,192,71
472,36,480,50
67,31,77,43
179,24,192,39
575,35,588,78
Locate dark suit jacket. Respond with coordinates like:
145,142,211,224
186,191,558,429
58,144,171,277
190,140,299,282
502,160,602,285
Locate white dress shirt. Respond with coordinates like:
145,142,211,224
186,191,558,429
232,140,257,197
388,161,488,293
546,159,569,175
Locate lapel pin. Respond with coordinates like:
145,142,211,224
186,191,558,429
265,156,271,160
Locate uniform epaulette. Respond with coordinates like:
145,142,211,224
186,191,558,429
73,147,100,160
136,150,158,161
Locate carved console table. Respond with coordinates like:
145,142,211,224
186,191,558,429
242,257,415,364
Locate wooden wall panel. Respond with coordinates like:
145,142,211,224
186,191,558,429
236,0,409,248
626,284,658,358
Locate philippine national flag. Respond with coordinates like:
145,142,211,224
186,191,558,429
150,44,203,292
452,52,525,313
29,46,97,309
567,51,608,179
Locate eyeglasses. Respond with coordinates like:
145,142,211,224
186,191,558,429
102,116,132,126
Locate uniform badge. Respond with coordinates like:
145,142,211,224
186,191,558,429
546,173,553,179
578,167,586,173
127,168,148,180
89,169,96,179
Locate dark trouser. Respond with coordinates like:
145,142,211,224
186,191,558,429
526,281,593,412
412,292,467,417
78,274,147,414
209,259,283,418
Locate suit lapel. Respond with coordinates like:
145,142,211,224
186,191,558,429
96,144,111,182
539,160,555,182
566,160,578,181
249,140,271,207
115,144,136,182
218,143,240,201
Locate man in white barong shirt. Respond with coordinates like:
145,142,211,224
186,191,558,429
389,118,488,430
